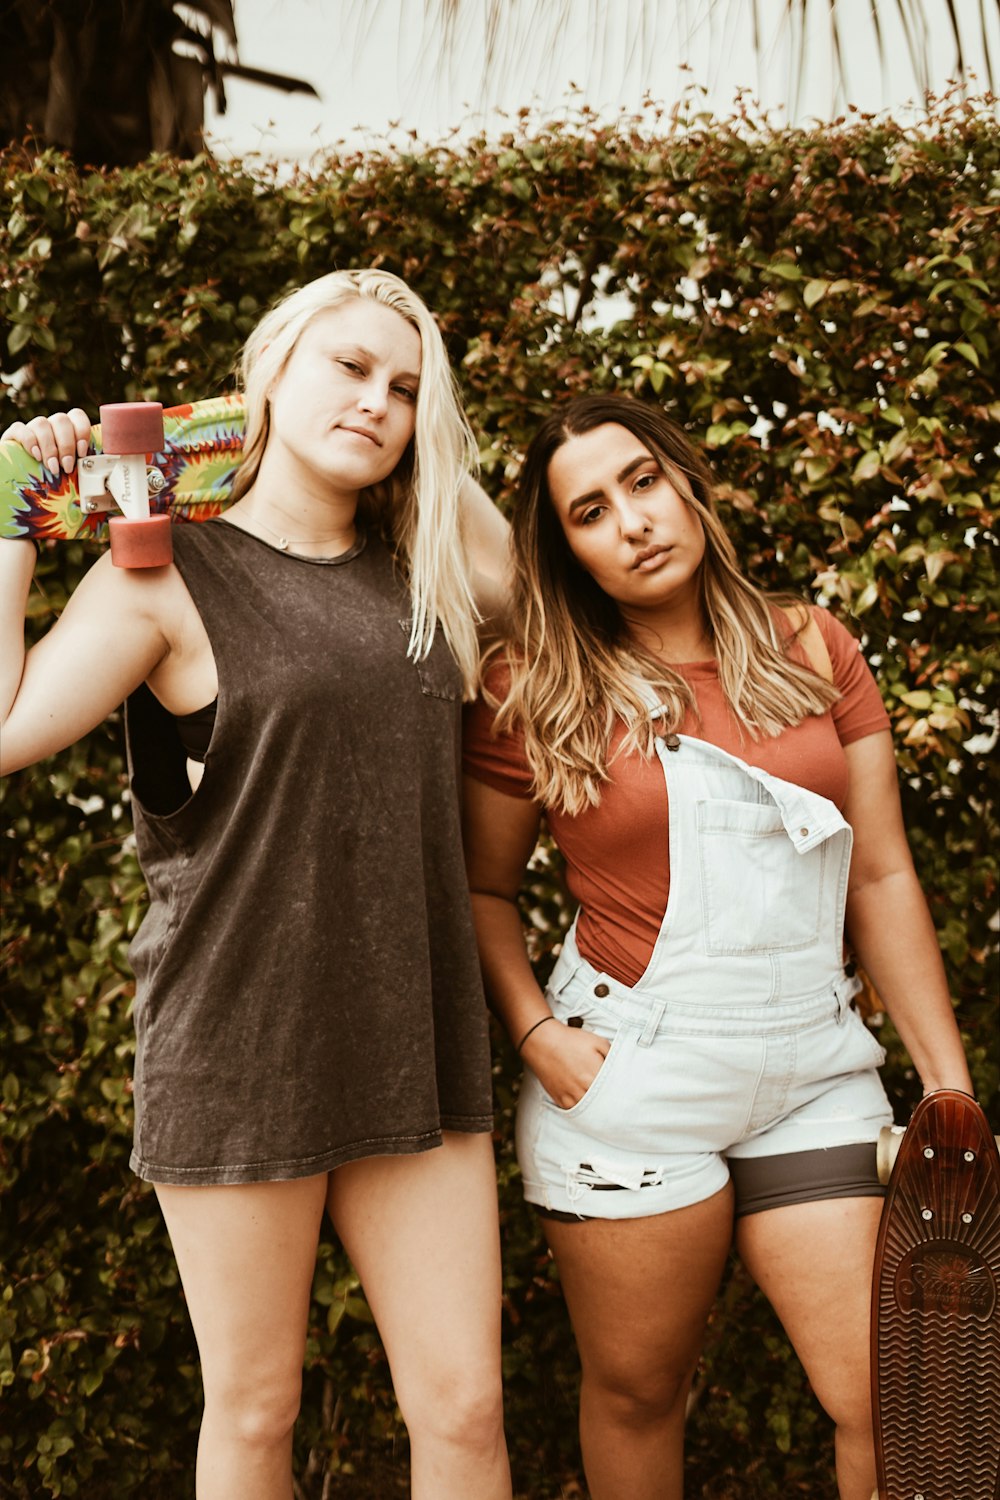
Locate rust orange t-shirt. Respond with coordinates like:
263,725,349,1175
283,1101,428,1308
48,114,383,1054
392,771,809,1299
463,607,890,987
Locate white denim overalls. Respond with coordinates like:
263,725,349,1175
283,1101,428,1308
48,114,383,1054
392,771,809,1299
516,728,893,1219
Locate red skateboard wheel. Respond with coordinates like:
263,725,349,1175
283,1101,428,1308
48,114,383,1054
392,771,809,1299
99,402,165,455
108,515,173,569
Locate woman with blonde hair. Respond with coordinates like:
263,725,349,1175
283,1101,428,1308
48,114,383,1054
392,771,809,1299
463,392,973,1499
2,269,512,1500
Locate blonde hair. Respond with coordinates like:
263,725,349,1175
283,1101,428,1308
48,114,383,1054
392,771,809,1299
232,269,480,693
493,395,840,815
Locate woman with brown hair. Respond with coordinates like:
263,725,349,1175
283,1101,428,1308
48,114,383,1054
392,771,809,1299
462,392,973,1499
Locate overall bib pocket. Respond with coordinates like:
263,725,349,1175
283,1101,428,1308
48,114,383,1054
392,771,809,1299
697,798,827,955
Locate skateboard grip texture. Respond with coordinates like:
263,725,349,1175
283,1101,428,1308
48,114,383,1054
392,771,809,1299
99,402,165,455
872,1089,1000,1500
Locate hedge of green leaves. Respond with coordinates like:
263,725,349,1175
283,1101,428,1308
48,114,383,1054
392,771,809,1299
1,95,997,1499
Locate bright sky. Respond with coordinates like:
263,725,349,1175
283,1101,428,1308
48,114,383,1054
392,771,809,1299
202,0,999,162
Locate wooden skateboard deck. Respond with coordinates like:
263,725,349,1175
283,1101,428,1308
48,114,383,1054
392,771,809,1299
0,394,245,546
872,1089,1000,1499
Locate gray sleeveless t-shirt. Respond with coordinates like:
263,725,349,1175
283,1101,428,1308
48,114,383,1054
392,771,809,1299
124,520,493,1185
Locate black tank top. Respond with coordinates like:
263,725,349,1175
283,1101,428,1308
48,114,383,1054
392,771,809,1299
124,519,492,1184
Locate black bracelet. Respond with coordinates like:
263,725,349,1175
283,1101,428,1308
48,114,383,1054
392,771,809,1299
515,1015,555,1054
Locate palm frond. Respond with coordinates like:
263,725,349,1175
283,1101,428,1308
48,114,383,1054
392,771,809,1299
379,0,999,117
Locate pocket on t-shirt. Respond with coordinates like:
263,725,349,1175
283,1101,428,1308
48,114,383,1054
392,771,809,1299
398,618,462,701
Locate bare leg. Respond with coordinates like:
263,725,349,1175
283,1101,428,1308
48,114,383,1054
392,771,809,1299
155,1176,327,1500
737,1196,883,1500
543,1183,734,1500
327,1132,510,1500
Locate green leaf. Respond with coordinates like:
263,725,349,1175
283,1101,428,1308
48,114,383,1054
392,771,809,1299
853,450,881,482
24,177,50,205
649,363,668,394
853,582,880,615
7,323,32,354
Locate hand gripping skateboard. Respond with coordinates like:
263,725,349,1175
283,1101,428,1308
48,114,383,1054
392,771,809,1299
0,396,245,567
872,1090,1000,1500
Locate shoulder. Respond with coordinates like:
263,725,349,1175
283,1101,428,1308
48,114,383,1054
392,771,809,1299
459,475,512,616
480,653,514,703
463,651,535,796
466,654,514,739
70,544,208,674
778,601,833,683
169,516,231,562
76,545,185,613
803,607,890,742
779,600,877,679
807,606,873,679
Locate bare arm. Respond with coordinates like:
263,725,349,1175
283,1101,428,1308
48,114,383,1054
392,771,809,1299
462,774,610,1107
842,731,974,1095
0,544,175,774
0,408,186,773
458,476,512,622
0,408,217,773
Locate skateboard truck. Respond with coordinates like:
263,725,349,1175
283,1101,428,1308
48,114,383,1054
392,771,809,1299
1,393,245,548
77,402,173,568
876,1118,1000,1185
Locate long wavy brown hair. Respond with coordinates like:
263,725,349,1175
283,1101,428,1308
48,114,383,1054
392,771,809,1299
491,394,840,814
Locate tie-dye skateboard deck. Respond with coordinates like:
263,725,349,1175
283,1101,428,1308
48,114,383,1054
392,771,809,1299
871,1089,1000,1499
0,395,245,565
